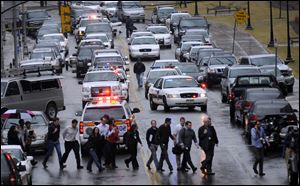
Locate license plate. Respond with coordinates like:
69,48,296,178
143,53,148,56
118,124,127,132
186,99,194,102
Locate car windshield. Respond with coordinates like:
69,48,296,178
27,11,48,19
94,62,123,68
171,14,191,24
38,28,59,35
123,2,141,8
251,56,282,66
182,43,201,51
1,82,7,97
106,2,117,7
260,67,282,77
164,78,198,88
81,40,103,46
83,107,126,121
84,72,118,82
148,27,169,34
132,33,153,39
2,149,23,161
1,154,10,174
148,71,177,81
158,8,176,16
237,76,273,85
186,30,208,37
82,1,101,6
248,91,282,101
198,49,223,58
229,69,260,78
209,57,236,65
153,62,178,67
80,19,101,27
95,56,123,63
177,65,199,73
254,102,293,115
86,35,109,42
132,38,156,45
42,35,64,42
4,115,46,129
180,19,208,29
31,51,55,59
78,48,92,59
86,24,111,33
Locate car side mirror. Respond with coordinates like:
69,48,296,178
284,61,289,65
75,111,82,116
197,76,204,83
132,108,140,113
293,109,298,112
124,56,129,61
78,80,83,85
203,63,208,66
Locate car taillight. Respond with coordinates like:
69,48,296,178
200,83,207,89
79,122,84,134
10,174,15,186
125,119,131,131
249,115,258,123
244,101,253,109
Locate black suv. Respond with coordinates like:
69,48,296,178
151,6,177,24
25,10,51,38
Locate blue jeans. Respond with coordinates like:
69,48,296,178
136,73,144,87
87,148,103,171
43,140,62,165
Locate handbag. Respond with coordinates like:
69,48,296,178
172,144,183,155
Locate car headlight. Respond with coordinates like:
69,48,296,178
152,47,159,51
82,87,90,93
208,68,216,73
199,93,207,98
130,48,139,52
112,86,121,91
167,94,179,98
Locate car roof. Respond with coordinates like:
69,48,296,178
161,75,194,79
86,33,108,37
133,36,155,39
32,48,53,52
95,52,121,57
149,68,178,72
253,99,289,105
85,100,126,108
1,145,23,150
43,33,63,37
147,25,168,28
241,54,275,59
1,75,63,82
246,88,281,93
226,65,260,70
154,59,179,63
86,69,114,74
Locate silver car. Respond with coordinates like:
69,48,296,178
117,1,145,22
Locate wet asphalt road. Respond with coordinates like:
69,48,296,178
28,8,297,185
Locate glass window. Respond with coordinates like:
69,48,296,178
132,38,156,45
2,149,24,161
229,69,260,78
254,102,293,115
1,154,11,174
83,107,126,121
209,57,236,65
6,82,20,96
41,79,59,89
251,56,282,66
31,81,41,92
20,80,31,93
147,27,169,34
83,72,119,82
1,82,7,97
163,78,198,88
148,70,178,81
154,79,162,88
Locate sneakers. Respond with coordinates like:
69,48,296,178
124,160,129,168
253,167,258,174
192,167,197,173
31,160,38,166
42,162,48,169
259,173,266,177
60,164,66,170
77,165,84,169
200,166,206,174
206,171,215,175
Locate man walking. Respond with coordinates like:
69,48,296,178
43,117,65,169
179,121,199,173
172,117,186,171
251,121,269,176
133,58,146,88
157,118,176,172
60,119,84,170
125,16,134,38
198,115,218,175
97,115,110,167
146,120,159,170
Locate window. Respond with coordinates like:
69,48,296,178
31,81,41,92
154,79,162,89
41,79,59,90
5,81,20,96
20,80,31,93
239,58,249,65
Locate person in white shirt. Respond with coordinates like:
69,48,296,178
172,117,186,171
97,115,110,137
96,115,110,167
60,119,83,169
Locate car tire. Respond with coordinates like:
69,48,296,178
150,96,158,111
46,103,57,121
287,85,294,93
142,19,145,23
163,97,170,112
82,101,87,109
188,106,195,111
156,55,160,60
129,55,135,62
201,105,207,112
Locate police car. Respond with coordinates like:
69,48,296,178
77,98,140,155
81,69,129,108
146,25,172,48
129,36,160,61
148,75,208,112
92,51,129,72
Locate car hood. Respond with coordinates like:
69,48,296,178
208,64,230,69
130,44,159,49
123,8,144,14
277,64,290,71
83,81,120,87
32,126,48,139
27,17,49,22
153,33,170,39
106,8,117,12
164,87,206,94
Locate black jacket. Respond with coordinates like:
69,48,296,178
126,18,134,29
127,130,142,148
133,62,146,74
146,127,158,147
157,124,174,146
86,134,104,152
7,131,22,146
47,123,60,142
198,125,218,151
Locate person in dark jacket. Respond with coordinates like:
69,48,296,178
146,120,159,170
86,127,105,172
42,117,65,169
124,124,142,169
133,58,146,87
179,121,199,173
125,16,134,38
7,125,22,145
157,118,175,172
198,115,218,175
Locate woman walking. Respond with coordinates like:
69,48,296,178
124,124,142,169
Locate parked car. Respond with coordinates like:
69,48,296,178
1,151,26,185
1,145,33,185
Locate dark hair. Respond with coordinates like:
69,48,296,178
92,127,100,137
72,119,78,124
131,124,137,131
108,118,115,125
180,117,185,121
150,120,156,124
101,114,110,121
185,121,192,126
165,118,171,123
19,119,25,125
53,117,60,122
8,126,17,136
25,121,31,126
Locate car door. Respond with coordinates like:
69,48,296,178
3,81,23,109
151,78,162,103
156,79,164,104
221,68,229,94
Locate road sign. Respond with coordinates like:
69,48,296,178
234,9,249,24
60,4,71,33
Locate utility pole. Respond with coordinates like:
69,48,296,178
194,1,199,16
267,1,275,47
285,0,294,63
22,3,28,56
245,1,253,30
1,1,4,69
13,1,18,68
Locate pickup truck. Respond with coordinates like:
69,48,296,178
228,74,286,120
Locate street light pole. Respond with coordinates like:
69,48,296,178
267,1,275,47
279,1,282,19
1,1,4,69
22,3,28,56
245,1,253,30
13,1,18,68
194,1,199,16
285,0,294,62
